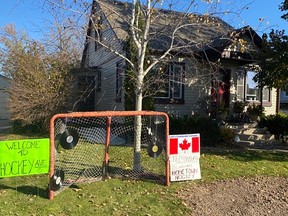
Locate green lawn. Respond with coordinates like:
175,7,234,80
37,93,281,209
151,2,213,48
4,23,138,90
0,134,288,215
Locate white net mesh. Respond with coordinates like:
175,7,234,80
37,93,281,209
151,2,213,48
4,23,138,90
49,112,168,197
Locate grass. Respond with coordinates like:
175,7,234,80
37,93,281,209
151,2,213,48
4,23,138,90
200,149,288,181
0,134,288,215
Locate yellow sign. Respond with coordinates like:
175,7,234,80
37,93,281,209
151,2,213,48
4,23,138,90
0,139,50,178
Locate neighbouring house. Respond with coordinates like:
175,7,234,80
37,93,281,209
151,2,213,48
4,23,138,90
77,0,278,118
0,74,10,126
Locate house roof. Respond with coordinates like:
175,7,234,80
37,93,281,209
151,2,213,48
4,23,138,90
97,0,234,52
201,26,262,56
0,74,9,80
82,0,262,62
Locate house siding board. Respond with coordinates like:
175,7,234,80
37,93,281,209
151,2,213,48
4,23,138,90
264,88,277,115
154,60,211,116
0,75,10,120
86,11,124,68
155,85,209,116
94,56,125,111
83,7,126,111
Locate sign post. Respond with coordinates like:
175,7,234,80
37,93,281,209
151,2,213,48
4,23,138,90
169,134,201,181
0,139,50,178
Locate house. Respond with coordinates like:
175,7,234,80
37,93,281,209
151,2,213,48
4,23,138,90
0,74,10,127
78,0,278,117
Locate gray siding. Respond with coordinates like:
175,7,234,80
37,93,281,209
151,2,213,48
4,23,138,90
0,75,10,121
155,63,277,116
155,59,211,116
83,10,125,111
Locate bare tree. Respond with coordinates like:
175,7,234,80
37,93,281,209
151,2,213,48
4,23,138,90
0,23,79,131
0,1,86,131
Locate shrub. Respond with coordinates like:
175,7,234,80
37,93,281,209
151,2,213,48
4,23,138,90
218,127,235,147
169,114,220,147
259,114,288,140
233,101,245,113
11,120,47,135
246,103,265,121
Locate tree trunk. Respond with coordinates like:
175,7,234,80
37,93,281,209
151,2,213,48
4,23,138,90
133,72,143,171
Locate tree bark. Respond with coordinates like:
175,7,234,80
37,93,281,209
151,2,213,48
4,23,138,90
133,71,144,171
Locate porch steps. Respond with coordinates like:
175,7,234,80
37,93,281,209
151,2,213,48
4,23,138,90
227,122,279,148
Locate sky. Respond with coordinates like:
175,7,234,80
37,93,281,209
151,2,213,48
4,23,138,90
0,0,287,39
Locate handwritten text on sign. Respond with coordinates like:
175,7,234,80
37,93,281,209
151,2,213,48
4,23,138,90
170,157,201,181
169,134,201,181
0,139,50,178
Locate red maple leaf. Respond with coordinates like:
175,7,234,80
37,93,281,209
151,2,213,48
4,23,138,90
179,139,191,150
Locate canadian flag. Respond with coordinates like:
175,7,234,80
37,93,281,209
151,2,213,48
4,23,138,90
169,136,200,155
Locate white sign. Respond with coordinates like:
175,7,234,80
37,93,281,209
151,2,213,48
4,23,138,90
170,162,201,181
169,134,201,181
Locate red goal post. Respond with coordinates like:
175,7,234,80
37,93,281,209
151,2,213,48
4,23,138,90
49,111,170,200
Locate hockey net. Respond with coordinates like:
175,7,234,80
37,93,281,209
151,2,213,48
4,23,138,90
49,111,169,199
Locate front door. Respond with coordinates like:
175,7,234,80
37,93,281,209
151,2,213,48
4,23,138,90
211,69,231,118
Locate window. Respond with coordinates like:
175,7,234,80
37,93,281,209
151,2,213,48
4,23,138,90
154,63,185,104
116,62,123,102
77,76,96,111
237,70,270,104
236,70,245,101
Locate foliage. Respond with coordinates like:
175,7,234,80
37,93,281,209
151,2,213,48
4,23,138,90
218,127,235,148
280,0,288,20
233,101,246,113
0,25,79,132
254,30,288,89
258,114,288,140
254,1,288,89
246,103,265,120
11,120,46,135
217,102,230,121
169,115,220,147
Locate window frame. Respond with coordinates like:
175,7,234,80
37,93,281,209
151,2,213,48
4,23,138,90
236,70,271,106
154,62,185,104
